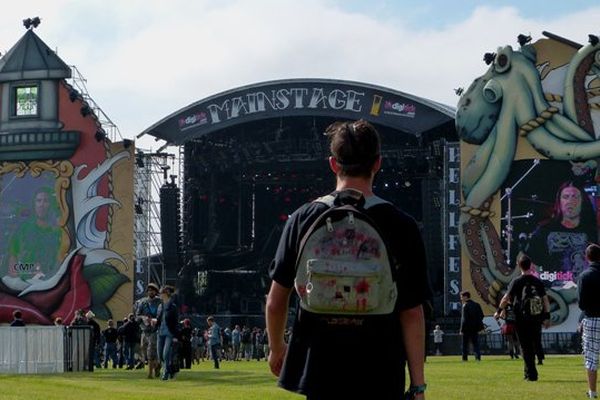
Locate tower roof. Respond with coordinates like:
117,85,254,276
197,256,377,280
0,29,71,82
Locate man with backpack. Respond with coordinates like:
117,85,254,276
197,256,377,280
495,254,550,381
266,120,430,400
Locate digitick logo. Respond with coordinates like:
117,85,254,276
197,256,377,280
536,270,574,282
383,101,416,118
178,112,208,130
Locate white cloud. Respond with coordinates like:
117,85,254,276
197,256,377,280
0,1,598,150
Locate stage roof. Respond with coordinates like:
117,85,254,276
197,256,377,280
140,79,456,146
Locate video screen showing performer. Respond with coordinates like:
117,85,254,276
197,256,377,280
502,160,599,285
527,181,597,280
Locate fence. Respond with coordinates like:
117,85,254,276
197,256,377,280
428,332,582,356
0,326,93,374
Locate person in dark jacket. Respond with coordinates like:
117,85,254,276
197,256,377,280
179,318,193,369
156,285,179,380
579,244,600,399
118,313,140,369
460,291,484,361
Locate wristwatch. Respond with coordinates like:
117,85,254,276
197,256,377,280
405,383,427,398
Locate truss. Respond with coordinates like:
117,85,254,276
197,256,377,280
134,150,176,288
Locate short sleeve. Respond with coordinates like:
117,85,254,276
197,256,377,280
268,213,300,288
368,204,431,311
268,203,326,289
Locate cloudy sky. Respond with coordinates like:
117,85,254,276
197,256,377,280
0,1,598,150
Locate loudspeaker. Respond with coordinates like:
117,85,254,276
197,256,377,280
160,183,182,281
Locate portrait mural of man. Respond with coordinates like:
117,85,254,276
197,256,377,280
7,186,63,280
0,172,68,284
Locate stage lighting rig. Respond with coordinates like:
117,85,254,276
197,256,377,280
69,89,79,102
94,130,106,142
81,104,92,117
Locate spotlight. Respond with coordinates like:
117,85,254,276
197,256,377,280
517,34,532,47
23,16,41,30
123,139,133,149
590,34,599,46
95,130,106,142
69,89,79,102
483,52,496,65
136,155,145,168
80,105,92,117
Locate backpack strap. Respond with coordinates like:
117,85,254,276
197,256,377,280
314,190,390,210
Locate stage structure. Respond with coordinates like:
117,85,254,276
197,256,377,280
457,32,600,332
133,151,177,299
141,79,457,316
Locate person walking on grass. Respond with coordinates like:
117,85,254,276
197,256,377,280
495,254,550,382
578,244,600,398
460,291,484,361
266,120,429,400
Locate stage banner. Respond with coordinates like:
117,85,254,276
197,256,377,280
444,142,462,315
457,33,600,331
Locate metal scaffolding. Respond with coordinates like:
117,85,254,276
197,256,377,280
68,65,123,142
134,150,176,290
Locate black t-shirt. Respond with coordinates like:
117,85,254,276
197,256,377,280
527,219,596,280
506,274,546,322
103,327,118,344
269,194,431,398
578,263,600,317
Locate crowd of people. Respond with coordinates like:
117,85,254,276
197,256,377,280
7,283,287,380
68,283,279,380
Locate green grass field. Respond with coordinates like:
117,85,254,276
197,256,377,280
0,355,589,399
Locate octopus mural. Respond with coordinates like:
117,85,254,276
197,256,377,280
457,33,600,329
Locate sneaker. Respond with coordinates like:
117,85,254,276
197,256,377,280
588,390,598,398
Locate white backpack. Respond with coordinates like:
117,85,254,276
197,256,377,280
294,190,398,316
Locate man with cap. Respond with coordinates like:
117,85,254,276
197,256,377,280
135,283,162,371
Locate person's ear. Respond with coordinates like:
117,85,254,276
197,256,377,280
372,156,382,175
329,156,339,174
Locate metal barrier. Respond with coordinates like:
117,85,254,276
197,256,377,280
64,326,93,372
428,332,582,356
0,326,93,374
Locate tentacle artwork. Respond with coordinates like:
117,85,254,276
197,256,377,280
457,34,600,326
